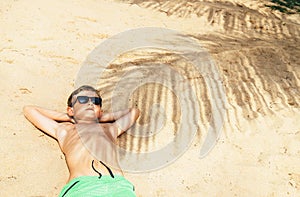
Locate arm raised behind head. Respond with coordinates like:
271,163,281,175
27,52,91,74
23,105,73,139
104,108,140,138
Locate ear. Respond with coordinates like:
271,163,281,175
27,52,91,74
67,106,74,116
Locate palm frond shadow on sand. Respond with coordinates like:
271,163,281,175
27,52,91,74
117,0,300,40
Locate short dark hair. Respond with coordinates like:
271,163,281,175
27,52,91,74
67,85,101,107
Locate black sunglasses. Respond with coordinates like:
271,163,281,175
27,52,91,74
73,96,102,106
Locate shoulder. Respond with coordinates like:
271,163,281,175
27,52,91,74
56,123,74,141
100,123,118,140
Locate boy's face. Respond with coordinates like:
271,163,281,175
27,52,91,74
69,90,102,122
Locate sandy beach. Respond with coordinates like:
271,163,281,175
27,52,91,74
0,0,299,196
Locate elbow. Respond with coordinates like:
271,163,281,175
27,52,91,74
23,105,34,117
23,105,29,115
131,108,140,120
23,106,30,119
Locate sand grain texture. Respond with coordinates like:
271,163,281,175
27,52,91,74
0,0,299,196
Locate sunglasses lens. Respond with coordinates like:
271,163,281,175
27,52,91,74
75,96,102,106
92,97,102,105
77,96,89,104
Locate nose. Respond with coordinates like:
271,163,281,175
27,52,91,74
87,98,94,105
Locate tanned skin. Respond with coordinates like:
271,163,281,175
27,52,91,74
24,90,140,182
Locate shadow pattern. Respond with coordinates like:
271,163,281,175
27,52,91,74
114,0,300,134
96,49,211,154
90,0,299,157
192,33,300,134
117,0,300,40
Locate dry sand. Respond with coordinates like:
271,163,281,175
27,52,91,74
0,0,299,196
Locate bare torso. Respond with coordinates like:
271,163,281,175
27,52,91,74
56,122,123,182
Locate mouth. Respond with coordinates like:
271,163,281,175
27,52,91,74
85,107,94,111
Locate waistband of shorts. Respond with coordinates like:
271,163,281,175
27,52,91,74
67,175,126,184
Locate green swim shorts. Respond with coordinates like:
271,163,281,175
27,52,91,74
59,175,136,197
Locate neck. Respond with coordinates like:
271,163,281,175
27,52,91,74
75,119,99,124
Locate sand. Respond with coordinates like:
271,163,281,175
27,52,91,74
0,0,299,196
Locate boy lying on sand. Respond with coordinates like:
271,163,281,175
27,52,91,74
24,85,140,196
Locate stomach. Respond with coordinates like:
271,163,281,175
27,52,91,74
66,155,124,181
